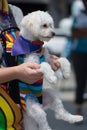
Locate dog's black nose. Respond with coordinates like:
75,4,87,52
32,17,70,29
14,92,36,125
52,32,55,36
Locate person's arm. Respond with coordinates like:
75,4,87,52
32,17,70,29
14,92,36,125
72,27,87,38
0,63,43,84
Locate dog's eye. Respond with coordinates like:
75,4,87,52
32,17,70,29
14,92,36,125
43,24,48,28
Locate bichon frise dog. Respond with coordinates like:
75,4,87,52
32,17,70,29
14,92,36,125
12,10,83,130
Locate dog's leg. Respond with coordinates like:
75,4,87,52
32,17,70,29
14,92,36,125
43,88,83,124
26,98,52,130
38,62,57,84
23,110,38,130
58,57,71,79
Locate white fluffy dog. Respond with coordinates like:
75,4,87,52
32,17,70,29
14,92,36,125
12,10,83,130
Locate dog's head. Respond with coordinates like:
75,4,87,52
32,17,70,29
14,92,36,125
20,10,55,42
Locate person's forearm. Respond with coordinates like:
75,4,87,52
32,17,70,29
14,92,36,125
0,66,18,83
72,28,87,38
0,63,43,85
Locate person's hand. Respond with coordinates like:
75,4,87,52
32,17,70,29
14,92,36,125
15,63,43,84
48,55,60,71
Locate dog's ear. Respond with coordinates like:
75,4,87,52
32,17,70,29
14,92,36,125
21,15,30,27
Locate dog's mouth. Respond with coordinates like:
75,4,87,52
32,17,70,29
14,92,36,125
40,36,53,42
40,33,55,40
40,36,53,39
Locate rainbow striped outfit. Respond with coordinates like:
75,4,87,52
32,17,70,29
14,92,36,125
12,36,45,110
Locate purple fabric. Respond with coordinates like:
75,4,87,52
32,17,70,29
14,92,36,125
12,36,42,56
12,36,30,56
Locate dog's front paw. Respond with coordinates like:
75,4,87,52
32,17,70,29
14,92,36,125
48,75,57,84
58,57,71,79
38,62,57,84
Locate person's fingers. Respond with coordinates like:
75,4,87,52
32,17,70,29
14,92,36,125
50,55,59,60
29,72,43,84
49,62,58,71
27,63,41,69
54,61,60,68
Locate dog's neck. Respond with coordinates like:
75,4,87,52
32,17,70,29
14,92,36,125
20,27,38,41
20,27,44,46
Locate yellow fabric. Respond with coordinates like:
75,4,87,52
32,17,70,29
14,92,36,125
0,97,14,130
6,41,14,48
0,87,23,130
2,0,8,14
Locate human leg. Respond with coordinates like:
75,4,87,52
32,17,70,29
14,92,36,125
72,51,87,114
72,52,87,114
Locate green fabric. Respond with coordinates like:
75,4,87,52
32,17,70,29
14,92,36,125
0,110,6,130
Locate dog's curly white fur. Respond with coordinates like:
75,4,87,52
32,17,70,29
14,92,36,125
18,10,83,130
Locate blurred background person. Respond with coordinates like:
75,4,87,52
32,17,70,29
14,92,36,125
71,0,87,115
59,0,84,59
